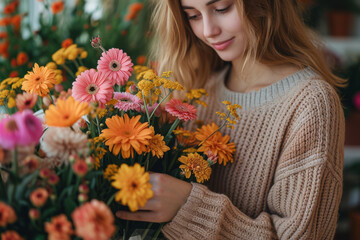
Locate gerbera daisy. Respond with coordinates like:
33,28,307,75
97,48,133,86
72,200,115,240
72,69,114,107
0,202,17,227
173,127,199,147
113,92,142,112
195,123,236,166
16,92,38,111
1,231,24,240
41,126,88,165
45,214,73,240
178,153,212,183
45,96,89,127
30,188,48,207
147,132,170,158
165,98,197,121
22,63,57,97
112,163,153,212
99,114,153,159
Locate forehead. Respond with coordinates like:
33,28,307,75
180,0,223,7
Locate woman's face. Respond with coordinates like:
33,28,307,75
180,0,247,62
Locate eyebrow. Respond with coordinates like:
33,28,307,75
182,0,222,9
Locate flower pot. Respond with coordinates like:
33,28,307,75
326,11,355,37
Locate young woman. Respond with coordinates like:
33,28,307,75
116,0,346,239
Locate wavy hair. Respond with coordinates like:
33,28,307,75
149,0,345,91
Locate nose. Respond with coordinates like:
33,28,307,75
203,15,221,39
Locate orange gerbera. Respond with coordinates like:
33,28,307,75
147,131,170,158
100,114,153,159
45,96,90,127
174,127,199,147
178,153,211,183
22,63,56,97
195,123,236,166
51,1,64,14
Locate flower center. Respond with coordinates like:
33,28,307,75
176,105,187,111
109,60,121,72
35,77,41,81
120,98,131,103
5,119,18,132
86,84,99,95
25,100,31,106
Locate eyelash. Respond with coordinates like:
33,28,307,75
187,5,232,21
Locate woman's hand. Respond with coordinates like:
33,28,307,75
116,173,192,223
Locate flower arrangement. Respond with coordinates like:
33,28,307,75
0,36,240,239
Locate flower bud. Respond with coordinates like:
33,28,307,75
29,208,40,220
48,173,59,185
90,36,102,48
129,84,138,94
78,184,89,193
78,193,88,203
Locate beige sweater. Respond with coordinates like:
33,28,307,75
162,67,345,240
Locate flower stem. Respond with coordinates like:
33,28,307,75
142,222,153,239
198,112,229,146
61,64,76,79
95,116,101,135
11,148,18,177
141,92,151,124
106,193,115,206
164,118,180,144
149,89,174,119
152,223,164,240
145,153,150,172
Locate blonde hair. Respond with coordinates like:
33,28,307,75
149,0,345,91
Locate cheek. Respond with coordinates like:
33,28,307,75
189,22,205,41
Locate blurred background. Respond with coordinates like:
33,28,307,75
0,0,360,239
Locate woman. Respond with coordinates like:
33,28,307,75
116,0,346,239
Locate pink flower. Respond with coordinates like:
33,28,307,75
97,48,133,86
354,91,360,111
45,214,74,240
72,160,88,177
165,99,197,121
30,188,49,207
0,202,17,227
72,69,114,108
113,92,142,112
1,231,24,240
72,199,115,240
0,110,43,149
29,208,40,220
16,92,37,111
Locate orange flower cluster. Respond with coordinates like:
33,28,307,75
51,1,64,14
125,3,144,21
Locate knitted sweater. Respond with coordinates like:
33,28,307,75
162,67,345,240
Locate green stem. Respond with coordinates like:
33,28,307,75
152,223,164,240
95,116,101,135
149,89,174,119
141,92,151,124
164,118,180,144
117,84,121,93
145,153,150,172
100,46,107,53
11,148,18,177
73,58,80,68
106,193,115,206
61,64,76,79
142,222,153,239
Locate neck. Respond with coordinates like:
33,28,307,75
227,59,300,93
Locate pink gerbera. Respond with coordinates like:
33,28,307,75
165,99,197,121
113,92,142,112
72,69,114,107
97,48,133,86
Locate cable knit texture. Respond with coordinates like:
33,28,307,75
162,67,345,240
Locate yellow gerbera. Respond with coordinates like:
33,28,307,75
178,153,211,183
195,123,236,166
45,96,90,127
100,114,153,159
112,163,153,212
22,63,57,97
147,132,170,158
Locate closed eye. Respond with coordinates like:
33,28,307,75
215,5,232,13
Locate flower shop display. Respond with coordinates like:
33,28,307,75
0,36,240,239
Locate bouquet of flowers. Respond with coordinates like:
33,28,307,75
0,36,241,239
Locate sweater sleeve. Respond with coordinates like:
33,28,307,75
162,83,345,240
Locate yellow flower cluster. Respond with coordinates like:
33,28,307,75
89,137,107,169
0,77,24,107
46,62,63,84
134,66,183,104
103,164,119,180
76,66,88,77
52,44,87,65
216,101,242,129
186,89,208,107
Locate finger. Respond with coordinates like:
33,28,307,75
116,210,159,222
138,199,160,211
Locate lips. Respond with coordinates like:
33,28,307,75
211,37,234,51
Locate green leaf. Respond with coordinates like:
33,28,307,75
64,198,77,216
0,171,7,201
15,171,39,199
